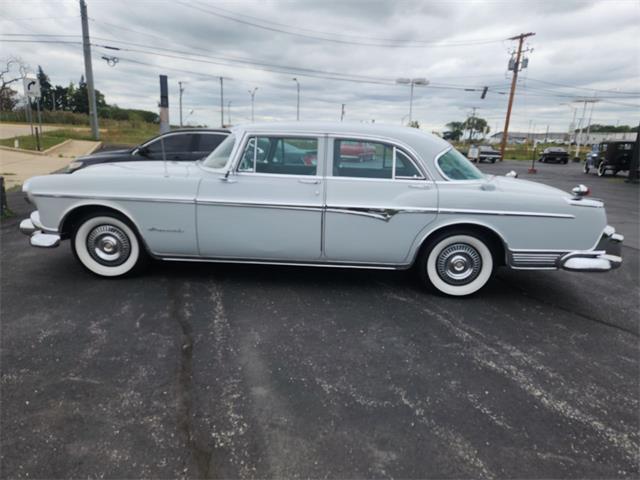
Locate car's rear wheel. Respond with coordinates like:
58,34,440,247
71,213,147,277
597,162,607,177
418,231,494,296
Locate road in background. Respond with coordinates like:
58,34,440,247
1,161,638,479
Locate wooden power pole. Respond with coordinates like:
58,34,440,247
499,32,535,161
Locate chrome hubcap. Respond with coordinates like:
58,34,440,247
86,224,131,266
436,243,482,285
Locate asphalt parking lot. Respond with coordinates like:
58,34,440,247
1,160,638,479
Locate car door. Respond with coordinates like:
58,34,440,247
192,132,228,160
324,137,438,265
196,134,325,261
142,133,197,161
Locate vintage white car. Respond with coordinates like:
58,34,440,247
20,122,623,296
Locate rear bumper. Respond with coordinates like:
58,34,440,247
19,211,61,248
558,226,623,272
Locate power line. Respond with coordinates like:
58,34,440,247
178,1,505,48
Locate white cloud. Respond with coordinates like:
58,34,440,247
1,0,639,134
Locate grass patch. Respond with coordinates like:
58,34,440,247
0,119,161,150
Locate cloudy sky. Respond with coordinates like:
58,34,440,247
1,0,639,134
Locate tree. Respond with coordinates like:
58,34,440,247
0,57,27,111
464,116,489,141
444,121,464,141
37,65,53,110
408,120,420,129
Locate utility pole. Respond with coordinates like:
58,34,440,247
467,107,477,144
227,100,232,126
544,124,549,143
248,87,257,122
574,99,598,160
219,77,224,127
79,0,99,140
499,32,535,160
178,81,184,127
292,77,300,121
584,99,598,147
341,103,345,122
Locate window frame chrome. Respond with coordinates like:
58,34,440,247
328,135,429,182
231,131,325,178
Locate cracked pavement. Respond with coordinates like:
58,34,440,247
1,160,638,478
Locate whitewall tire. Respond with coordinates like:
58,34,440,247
420,233,494,296
72,214,144,277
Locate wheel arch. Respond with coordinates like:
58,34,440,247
411,220,508,267
58,203,153,256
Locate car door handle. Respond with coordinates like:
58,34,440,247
409,183,431,189
298,179,321,184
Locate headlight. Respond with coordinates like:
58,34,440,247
67,161,84,172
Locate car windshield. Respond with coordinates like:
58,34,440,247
437,148,485,180
202,134,236,168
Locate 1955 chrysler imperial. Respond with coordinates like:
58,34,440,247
19,122,623,296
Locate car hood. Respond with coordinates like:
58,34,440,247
74,160,202,177
488,175,570,197
76,148,132,160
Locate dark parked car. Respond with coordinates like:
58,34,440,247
584,140,635,177
539,147,569,164
67,128,230,172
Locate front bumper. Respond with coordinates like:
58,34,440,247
19,211,61,248
558,226,623,272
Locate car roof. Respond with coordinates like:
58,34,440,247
230,121,452,160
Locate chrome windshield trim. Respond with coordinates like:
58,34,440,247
434,146,486,182
438,208,574,219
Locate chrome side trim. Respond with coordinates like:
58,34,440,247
438,208,575,219
159,256,409,270
34,193,195,204
196,199,321,212
326,206,437,222
508,251,566,269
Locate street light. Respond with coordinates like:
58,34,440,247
227,101,232,126
396,77,429,124
292,77,300,121
248,87,258,122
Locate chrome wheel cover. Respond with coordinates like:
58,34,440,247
435,243,482,285
86,224,131,266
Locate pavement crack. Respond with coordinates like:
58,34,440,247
168,281,214,479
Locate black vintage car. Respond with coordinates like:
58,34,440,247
584,140,635,177
67,128,230,172
538,147,569,164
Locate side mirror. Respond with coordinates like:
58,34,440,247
137,146,150,157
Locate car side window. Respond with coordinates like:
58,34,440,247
333,138,422,179
146,134,194,154
238,137,318,176
197,134,227,152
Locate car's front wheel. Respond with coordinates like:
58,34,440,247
72,213,147,277
418,231,494,296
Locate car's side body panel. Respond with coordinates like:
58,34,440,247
21,122,620,278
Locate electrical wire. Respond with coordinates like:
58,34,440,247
177,0,506,49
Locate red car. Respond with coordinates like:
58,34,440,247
339,141,376,162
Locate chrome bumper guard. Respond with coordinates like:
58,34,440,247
558,226,623,272
19,212,61,248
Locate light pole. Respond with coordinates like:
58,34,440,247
396,77,429,124
178,81,184,127
248,87,258,122
292,77,300,121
